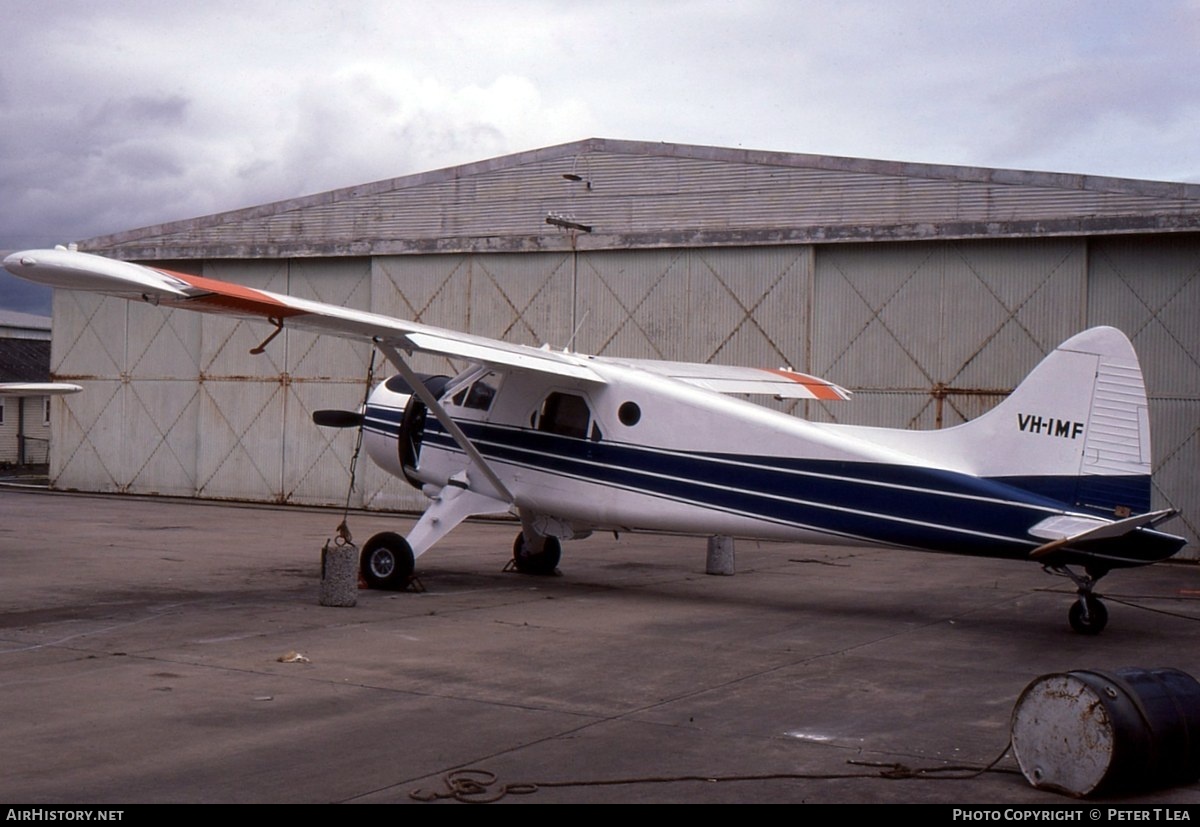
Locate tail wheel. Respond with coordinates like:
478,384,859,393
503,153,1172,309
361,532,415,590
512,532,561,576
1068,596,1108,635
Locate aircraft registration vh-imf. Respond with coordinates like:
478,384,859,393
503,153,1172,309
4,247,1187,634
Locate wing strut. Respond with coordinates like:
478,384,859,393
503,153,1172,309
376,342,514,504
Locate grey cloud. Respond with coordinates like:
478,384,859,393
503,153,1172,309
87,94,190,132
3,0,1200,311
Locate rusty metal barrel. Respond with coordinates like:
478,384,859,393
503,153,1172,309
1011,667,1200,797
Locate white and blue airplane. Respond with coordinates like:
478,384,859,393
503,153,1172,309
4,247,1186,634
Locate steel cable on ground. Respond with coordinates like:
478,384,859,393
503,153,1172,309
1104,593,1200,623
407,742,1019,803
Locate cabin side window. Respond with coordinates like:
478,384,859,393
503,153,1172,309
450,378,498,411
537,391,600,440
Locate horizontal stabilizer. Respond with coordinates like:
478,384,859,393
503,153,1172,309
1028,508,1176,559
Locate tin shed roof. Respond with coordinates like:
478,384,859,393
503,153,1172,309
80,138,1200,260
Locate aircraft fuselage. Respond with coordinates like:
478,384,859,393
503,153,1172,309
363,361,1181,569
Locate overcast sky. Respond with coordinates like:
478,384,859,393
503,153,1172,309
3,0,1199,313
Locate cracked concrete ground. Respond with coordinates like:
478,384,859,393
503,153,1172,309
1,488,1198,804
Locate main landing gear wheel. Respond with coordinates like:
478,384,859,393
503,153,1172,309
1047,564,1109,635
1068,596,1109,635
361,531,415,590
512,532,561,576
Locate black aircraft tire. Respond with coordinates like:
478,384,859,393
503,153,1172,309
1068,597,1108,635
361,532,415,590
512,532,562,576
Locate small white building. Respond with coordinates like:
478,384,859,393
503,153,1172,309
0,311,53,466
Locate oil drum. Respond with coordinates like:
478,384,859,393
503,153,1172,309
1010,667,1200,797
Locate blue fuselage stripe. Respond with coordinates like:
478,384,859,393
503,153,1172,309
402,412,1040,553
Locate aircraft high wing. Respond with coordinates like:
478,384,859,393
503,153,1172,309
0,383,82,396
5,247,1187,634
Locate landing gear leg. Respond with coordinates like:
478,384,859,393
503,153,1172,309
1068,595,1108,635
1047,564,1109,635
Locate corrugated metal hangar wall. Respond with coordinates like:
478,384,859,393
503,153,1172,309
54,139,1200,555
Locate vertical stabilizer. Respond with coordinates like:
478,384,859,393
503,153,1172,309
829,327,1153,516
981,327,1151,514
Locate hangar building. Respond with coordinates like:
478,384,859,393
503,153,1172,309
58,138,1200,554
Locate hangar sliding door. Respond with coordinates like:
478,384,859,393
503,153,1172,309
811,239,1087,428
52,259,376,506
51,286,202,497
1088,236,1200,548
574,246,813,414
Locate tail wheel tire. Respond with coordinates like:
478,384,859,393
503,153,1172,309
361,532,415,590
512,532,561,576
1068,596,1108,635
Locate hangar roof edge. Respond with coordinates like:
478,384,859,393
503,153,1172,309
76,137,1200,259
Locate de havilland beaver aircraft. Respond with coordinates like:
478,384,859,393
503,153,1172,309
4,247,1187,634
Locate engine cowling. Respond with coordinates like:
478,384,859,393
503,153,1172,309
362,374,450,488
